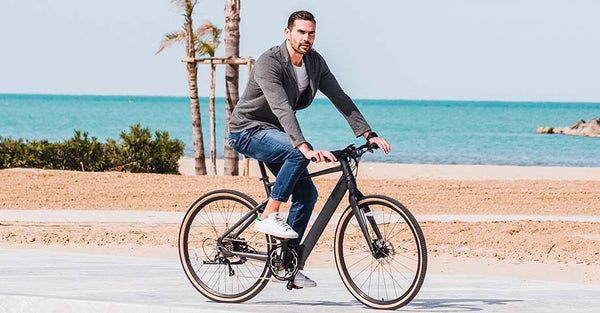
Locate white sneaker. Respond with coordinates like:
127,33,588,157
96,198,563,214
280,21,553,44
254,212,298,239
293,271,317,288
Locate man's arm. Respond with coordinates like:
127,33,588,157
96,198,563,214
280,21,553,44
317,58,372,138
317,55,390,154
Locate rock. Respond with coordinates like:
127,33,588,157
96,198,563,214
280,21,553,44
535,126,554,134
537,118,600,138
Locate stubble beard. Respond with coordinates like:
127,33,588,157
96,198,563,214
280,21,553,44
292,41,312,55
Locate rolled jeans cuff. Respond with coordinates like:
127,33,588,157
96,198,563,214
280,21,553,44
269,192,289,203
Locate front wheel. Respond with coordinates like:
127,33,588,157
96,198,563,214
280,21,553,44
334,195,427,310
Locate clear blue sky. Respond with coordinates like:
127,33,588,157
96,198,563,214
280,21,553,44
1,0,599,102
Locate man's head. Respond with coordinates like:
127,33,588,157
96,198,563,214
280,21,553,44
285,10,316,55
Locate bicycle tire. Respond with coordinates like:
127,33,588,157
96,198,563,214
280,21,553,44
179,190,273,303
334,195,427,309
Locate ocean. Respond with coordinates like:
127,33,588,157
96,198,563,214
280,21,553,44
1,93,599,167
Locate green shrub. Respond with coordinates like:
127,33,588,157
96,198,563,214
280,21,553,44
0,124,184,174
53,130,108,171
116,124,184,174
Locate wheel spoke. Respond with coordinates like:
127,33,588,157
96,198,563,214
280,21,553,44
336,198,426,309
180,192,270,301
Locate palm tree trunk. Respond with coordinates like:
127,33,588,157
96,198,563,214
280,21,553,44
185,0,207,175
209,62,217,175
224,0,240,176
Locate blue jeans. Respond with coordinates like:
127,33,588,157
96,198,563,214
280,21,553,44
228,127,318,247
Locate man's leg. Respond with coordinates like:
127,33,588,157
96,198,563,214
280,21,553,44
263,164,318,246
286,172,318,248
229,128,310,237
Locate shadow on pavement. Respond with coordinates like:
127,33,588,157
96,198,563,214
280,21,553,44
249,298,522,311
250,299,360,307
409,298,523,311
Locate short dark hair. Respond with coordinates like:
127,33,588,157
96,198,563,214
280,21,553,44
287,10,316,29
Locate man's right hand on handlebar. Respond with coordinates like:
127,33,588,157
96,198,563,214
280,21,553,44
297,143,337,163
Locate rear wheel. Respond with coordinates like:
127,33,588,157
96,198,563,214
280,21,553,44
179,190,273,303
334,195,427,309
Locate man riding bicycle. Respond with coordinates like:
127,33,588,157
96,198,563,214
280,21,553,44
228,10,390,288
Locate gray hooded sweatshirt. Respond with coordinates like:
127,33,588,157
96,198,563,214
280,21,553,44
229,41,371,147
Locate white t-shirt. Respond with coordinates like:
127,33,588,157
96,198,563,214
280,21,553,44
293,62,309,93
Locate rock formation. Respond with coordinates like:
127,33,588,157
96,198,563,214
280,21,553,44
536,118,600,137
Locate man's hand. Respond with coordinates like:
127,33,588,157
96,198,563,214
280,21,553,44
304,149,337,163
297,143,337,163
363,132,391,154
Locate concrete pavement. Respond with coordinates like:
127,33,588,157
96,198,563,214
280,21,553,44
1,248,599,313
2,210,599,312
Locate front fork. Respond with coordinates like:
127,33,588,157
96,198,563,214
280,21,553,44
348,192,384,258
343,160,385,259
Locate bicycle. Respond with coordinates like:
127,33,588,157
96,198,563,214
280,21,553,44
178,142,427,310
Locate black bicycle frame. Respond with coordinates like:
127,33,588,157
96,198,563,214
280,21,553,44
217,156,383,270
260,157,382,270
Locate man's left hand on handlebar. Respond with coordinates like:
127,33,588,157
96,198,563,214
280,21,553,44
364,132,391,154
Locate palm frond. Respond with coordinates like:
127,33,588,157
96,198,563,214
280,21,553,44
156,30,186,54
194,22,222,57
170,0,197,10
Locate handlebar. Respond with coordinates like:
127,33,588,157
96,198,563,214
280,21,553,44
310,142,379,162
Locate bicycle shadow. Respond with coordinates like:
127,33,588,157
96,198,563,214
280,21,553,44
249,298,522,311
409,298,523,311
250,299,358,307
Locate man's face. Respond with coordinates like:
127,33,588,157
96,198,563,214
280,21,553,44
285,19,316,55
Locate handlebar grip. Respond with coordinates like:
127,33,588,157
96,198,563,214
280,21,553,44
368,142,380,150
310,156,331,162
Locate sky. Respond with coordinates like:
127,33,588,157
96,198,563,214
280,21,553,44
1,0,599,102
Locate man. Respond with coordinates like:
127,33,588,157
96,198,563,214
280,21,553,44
228,10,390,288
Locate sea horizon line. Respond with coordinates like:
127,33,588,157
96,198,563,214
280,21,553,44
2,92,600,105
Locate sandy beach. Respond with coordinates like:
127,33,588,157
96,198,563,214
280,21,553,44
1,159,599,285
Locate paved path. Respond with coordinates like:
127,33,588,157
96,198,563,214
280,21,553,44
1,248,599,313
179,157,600,180
2,209,600,223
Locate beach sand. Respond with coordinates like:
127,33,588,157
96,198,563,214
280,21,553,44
1,159,599,284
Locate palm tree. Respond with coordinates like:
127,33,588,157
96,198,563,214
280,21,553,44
224,0,241,176
198,23,222,175
157,1,221,175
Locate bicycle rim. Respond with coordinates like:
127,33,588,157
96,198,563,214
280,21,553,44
334,195,427,309
179,190,272,302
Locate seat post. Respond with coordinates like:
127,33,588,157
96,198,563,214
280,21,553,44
257,161,272,197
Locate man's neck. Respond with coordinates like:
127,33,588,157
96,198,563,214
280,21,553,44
286,40,304,66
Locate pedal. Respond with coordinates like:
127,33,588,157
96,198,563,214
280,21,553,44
270,235,292,241
286,280,302,290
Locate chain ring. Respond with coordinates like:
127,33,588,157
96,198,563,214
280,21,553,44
268,246,299,281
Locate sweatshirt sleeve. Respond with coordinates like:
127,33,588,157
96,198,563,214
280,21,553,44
317,56,371,138
254,54,307,146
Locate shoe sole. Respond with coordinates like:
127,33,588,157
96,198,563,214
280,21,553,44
293,283,316,288
254,225,298,239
